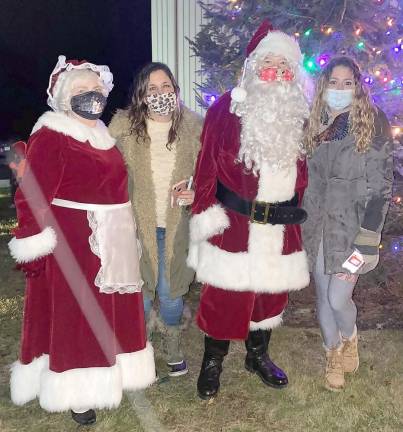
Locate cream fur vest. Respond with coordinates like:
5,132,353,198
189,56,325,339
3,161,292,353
109,107,203,299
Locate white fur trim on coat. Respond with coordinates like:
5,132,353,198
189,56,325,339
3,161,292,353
189,163,310,293
8,226,57,263
9,343,155,412
186,242,199,271
256,163,297,202
194,240,309,293
249,312,283,331
253,31,302,65
31,111,115,150
189,204,230,243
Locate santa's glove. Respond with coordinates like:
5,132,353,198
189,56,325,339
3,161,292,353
15,258,46,278
352,227,381,275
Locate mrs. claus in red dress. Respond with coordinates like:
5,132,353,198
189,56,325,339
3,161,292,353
8,56,155,425
188,22,311,400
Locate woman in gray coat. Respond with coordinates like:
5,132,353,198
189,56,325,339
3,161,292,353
303,56,393,391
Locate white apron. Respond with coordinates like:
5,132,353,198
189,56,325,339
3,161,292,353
52,198,143,294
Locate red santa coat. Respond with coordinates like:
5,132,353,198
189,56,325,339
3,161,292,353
188,93,309,340
8,112,155,412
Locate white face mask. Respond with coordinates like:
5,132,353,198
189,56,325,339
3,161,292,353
324,89,353,111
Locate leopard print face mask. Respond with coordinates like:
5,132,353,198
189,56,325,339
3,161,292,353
146,92,177,116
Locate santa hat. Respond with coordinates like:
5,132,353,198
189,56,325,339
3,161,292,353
47,55,114,111
231,20,303,103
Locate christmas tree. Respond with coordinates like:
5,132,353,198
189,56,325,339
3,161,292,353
190,0,402,132
190,0,403,290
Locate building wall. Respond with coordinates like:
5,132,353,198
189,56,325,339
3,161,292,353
151,0,212,115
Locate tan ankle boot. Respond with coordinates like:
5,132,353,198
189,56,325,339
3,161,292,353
342,326,359,373
325,345,344,391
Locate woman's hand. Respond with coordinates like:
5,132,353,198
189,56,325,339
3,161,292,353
177,189,195,206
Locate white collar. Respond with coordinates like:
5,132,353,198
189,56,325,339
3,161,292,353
31,111,116,150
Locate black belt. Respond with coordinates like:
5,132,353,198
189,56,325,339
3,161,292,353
215,180,307,225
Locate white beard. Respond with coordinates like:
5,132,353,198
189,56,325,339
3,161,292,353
233,79,309,174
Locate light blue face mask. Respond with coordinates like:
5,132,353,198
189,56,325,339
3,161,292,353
324,89,353,111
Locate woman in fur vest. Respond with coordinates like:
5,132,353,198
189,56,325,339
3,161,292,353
303,56,393,391
109,62,203,377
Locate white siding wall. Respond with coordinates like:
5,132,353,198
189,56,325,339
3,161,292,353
151,0,213,115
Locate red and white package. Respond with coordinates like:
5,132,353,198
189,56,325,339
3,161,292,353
341,249,365,274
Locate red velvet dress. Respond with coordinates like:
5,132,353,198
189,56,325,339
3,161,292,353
9,111,155,412
188,93,309,340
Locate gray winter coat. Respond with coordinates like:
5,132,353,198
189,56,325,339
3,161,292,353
302,109,393,274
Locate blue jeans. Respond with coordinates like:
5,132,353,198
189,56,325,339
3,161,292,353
143,227,184,326
314,238,357,349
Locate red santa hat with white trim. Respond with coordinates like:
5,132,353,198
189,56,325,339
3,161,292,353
47,55,114,111
231,20,303,103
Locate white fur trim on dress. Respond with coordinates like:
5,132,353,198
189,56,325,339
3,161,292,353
249,312,283,331
189,163,310,293
9,343,155,412
31,111,115,150
8,226,57,263
39,361,122,412
253,31,302,65
10,355,49,406
117,343,156,390
189,203,230,243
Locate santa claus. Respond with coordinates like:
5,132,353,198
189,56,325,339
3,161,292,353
188,21,310,400
8,56,155,424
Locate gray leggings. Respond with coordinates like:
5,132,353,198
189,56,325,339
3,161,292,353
314,239,358,349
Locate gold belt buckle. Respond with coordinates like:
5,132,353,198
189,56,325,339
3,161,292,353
250,200,270,224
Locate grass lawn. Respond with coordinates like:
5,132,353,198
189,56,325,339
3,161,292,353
0,188,402,432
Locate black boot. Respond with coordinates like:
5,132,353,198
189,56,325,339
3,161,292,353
245,329,288,388
197,336,230,400
71,409,96,425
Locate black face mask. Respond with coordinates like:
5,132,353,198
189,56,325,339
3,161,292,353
70,91,107,120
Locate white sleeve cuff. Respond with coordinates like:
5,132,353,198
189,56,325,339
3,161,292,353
8,227,57,263
189,204,230,243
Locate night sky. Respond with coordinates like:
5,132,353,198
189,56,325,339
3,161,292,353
0,0,151,141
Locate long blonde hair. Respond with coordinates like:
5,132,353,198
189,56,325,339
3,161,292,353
304,56,376,156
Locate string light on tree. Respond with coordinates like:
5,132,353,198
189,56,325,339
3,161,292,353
392,126,402,138
357,41,366,50
190,0,403,131
390,237,403,253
